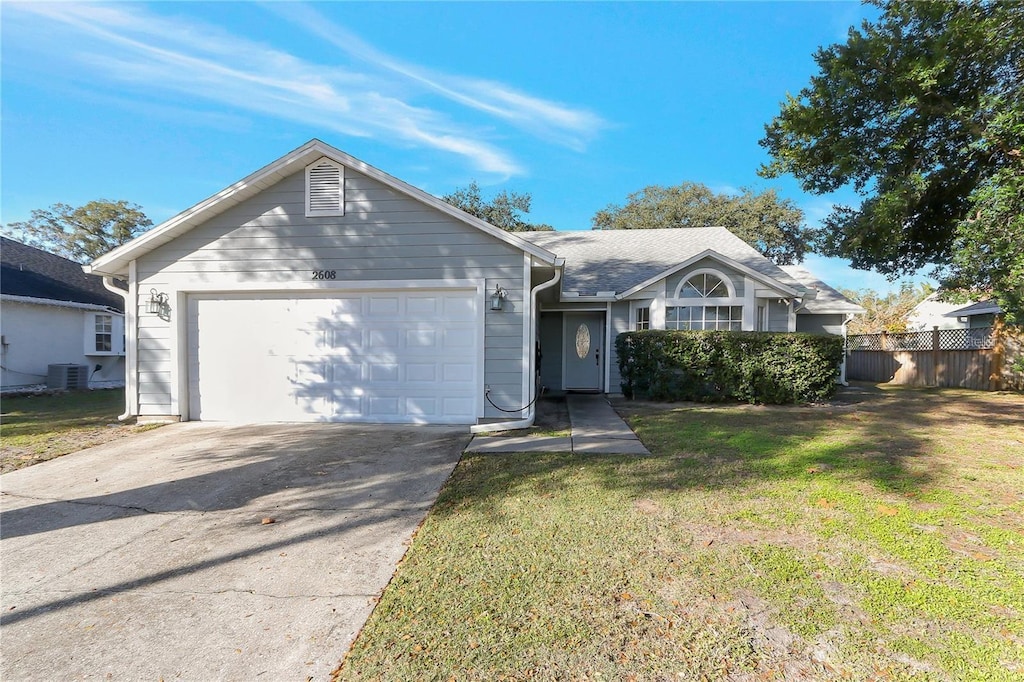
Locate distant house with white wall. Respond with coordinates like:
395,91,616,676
907,292,1004,331
1,237,125,390
907,292,970,331
943,300,1004,329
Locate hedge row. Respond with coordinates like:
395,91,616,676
616,330,844,404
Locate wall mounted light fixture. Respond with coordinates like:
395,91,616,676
147,289,171,320
489,284,508,311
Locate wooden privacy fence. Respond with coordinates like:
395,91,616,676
846,325,1023,391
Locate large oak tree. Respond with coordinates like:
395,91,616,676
4,199,153,263
591,182,810,265
760,0,1024,320
442,181,553,232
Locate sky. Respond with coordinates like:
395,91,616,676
1,1,933,294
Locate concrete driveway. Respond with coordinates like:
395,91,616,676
0,422,468,681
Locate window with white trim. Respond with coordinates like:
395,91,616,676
84,312,124,356
666,305,743,331
305,158,344,217
95,314,113,352
634,305,651,331
666,271,743,331
680,272,729,298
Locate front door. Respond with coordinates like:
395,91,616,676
563,312,603,391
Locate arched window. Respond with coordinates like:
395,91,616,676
667,270,742,331
679,272,729,298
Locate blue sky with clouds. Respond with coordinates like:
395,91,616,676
1,1,932,293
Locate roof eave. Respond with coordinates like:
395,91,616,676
89,139,558,278
615,249,801,300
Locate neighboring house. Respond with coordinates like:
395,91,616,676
907,293,1004,331
86,139,863,427
943,300,1004,329
1,237,126,390
907,292,971,331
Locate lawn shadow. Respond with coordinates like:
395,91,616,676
435,385,1023,521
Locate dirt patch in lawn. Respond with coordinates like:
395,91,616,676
1,389,162,473
1,423,158,473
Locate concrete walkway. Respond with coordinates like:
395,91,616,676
466,394,650,455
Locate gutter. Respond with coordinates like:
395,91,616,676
0,294,121,313
839,312,854,386
471,260,564,434
100,275,135,421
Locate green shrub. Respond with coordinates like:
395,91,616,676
616,330,844,404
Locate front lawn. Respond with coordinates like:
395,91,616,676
335,386,1024,681
0,389,159,473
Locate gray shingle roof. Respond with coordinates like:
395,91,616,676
944,299,1002,317
519,227,806,295
779,264,865,314
1,237,124,310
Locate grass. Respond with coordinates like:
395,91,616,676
335,386,1024,681
0,389,160,473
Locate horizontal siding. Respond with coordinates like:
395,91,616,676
135,165,525,419
609,302,630,393
147,239,513,260
539,313,563,391
796,313,844,336
141,257,521,275
768,300,790,332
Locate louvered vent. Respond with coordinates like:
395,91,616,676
306,159,344,216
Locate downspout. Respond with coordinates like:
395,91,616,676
839,313,853,386
101,275,134,420
470,260,563,434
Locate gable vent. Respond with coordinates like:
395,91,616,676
306,159,344,217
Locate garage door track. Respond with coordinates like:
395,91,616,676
0,422,467,681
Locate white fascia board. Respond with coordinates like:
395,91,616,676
616,249,801,300
560,292,617,303
800,304,867,315
89,139,558,278
0,294,123,313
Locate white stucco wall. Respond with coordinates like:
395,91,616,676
0,300,125,389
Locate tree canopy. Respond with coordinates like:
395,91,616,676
591,182,811,265
4,199,153,263
841,283,933,335
442,181,553,232
760,0,1024,321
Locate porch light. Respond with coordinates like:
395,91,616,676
489,284,507,311
147,289,171,319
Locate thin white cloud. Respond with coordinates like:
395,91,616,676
261,2,608,151
5,2,534,176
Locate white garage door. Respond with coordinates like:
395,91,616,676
188,290,480,424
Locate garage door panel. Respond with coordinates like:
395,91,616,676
190,290,480,423
405,296,439,315
368,296,400,316
406,363,437,382
442,327,476,350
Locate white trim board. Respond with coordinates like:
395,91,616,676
616,249,801,300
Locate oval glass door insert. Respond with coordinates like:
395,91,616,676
575,323,591,359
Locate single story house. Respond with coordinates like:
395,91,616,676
907,292,970,331
87,139,862,428
944,299,1003,328
1,237,126,390
907,292,1004,331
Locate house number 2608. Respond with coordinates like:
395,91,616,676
311,270,337,280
